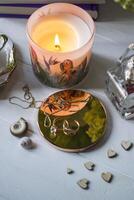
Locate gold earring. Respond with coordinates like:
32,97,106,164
44,113,51,128
49,118,58,139
63,120,80,136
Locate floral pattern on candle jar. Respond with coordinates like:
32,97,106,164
30,46,88,88
27,3,95,88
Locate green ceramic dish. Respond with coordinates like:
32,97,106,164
38,90,107,152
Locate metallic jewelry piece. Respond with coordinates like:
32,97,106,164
23,85,33,101
49,118,62,138
9,86,89,112
44,115,59,138
9,85,42,109
50,126,57,139
50,118,57,135
43,114,80,137
63,120,80,136
44,114,51,128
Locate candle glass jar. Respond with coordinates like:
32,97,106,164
27,3,95,88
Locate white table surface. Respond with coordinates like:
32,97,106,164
0,1,134,200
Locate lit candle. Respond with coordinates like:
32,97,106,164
31,13,91,53
54,34,61,51
27,3,95,88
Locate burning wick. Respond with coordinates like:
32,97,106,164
54,34,61,51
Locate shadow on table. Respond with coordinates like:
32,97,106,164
99,0,134,22
0,67,23,100
75,53,115,90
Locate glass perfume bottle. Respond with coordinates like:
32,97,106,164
106,43,134,120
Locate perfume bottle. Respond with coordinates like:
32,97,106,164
106,43,134,120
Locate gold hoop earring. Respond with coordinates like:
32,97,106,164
63,120,80,136
44,113,51,128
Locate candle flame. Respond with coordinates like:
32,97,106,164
54,34,61,50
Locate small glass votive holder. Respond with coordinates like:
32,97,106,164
27,3,95,88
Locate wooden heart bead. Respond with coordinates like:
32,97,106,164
84,161,95,171
67,168,74,174
121,140,133,151
77,178,89,190
101,172,113,183
107,149,118,158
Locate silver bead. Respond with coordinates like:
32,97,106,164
20,137,33,149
